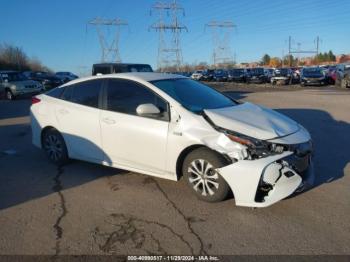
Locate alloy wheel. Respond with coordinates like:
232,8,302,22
43,134,63,162
188,159,220,196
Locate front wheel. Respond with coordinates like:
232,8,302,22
182,148,230,202
42,129,69,166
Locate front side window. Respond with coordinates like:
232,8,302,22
61,80,102,108
151,78,236,113
106,79,169,121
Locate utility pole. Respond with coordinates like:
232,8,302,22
205,21,236,67
149,0,188,72
89,17,128,63
288,36,292,67
287,36,320,66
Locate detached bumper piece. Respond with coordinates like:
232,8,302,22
217,151,314,208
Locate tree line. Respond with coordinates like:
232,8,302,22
0,43,51,72
260,50,336,67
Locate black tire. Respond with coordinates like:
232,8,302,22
42,129,69,166
182,147,230,202
5,90,15,100
340,78,348,88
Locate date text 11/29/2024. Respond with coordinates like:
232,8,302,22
127,255,220,261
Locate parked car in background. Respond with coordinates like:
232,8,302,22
213,69,228,82
271,68,298,85
324,66,336,85
55,72,78,83
300,67,326,86
335,63,350,88
25,71,64,90
92,63,153,75
228,68,247,82
31,72,313,207
264,68,275,83
201,69,215,81
191,70,204,81
0,71,43,100
246,67,267,83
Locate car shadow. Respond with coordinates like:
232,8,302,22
0,98,32,120
276,108,348,188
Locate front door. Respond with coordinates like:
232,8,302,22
100,78,169,174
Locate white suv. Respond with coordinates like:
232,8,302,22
30,73,314,207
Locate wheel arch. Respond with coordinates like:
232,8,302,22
175,144,232,180
40,126,67,151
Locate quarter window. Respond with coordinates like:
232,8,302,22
61,80,102,108
106,79,169,121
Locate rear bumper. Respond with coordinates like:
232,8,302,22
217,151,314,207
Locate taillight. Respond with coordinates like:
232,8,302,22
31,97,41,105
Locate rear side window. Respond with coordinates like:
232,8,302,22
106,79,169,121
46,87,64,98
61,80,102,108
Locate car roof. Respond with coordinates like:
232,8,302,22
93,63,151,66
61,72,186,87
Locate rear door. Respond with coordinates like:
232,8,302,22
100,78,170,174
55,79,104,162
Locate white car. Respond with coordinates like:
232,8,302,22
191,70,203,81
30,73,314,207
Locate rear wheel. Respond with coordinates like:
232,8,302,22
42,129,69,166
6,90,15,100
182,148,230,202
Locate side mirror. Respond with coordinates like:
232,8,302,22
136,103,160,116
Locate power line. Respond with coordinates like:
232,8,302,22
89,17,128,63
205,21,236,66
287,36,321,66
149,0,188,72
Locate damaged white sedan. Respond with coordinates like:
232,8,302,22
31,73,314,207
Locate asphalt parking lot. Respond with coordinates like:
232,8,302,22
0,86,349,255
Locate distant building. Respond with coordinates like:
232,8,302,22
336,54,350,63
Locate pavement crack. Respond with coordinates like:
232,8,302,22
52,165,67,256
94,213,193,255
150,178,207,255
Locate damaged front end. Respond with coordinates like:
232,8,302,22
201,110,314,207
217,149,314,207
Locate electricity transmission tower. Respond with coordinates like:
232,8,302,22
89,17,128,63
205,21,236,67
149,1,188,72
287,36,320,66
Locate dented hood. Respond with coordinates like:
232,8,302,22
204,102,299,140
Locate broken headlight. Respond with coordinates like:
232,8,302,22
222,129,285,159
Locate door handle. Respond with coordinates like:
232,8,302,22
58,108,69,115
102,118,116,125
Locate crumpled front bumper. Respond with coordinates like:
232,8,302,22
217,151,314,208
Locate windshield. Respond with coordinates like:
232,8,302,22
2,72,27,82
231,69,245,75
303,68,323,77
275,68,289,76
250,68,264,75
127,65,153,72
151,78,237,113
